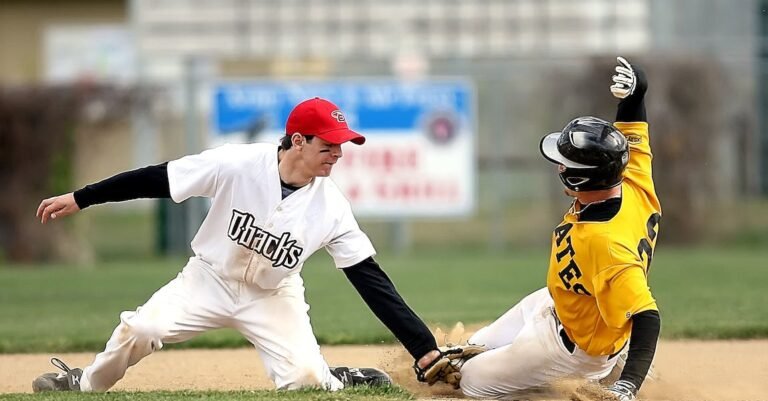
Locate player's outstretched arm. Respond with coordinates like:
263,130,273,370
36,192,80,224
611,56,657,190
36,163,171,224
342,257,442,370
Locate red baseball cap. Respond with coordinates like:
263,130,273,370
285,97,366,145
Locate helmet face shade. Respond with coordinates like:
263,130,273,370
540,116,629,192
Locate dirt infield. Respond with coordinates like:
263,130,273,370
2,340,767,400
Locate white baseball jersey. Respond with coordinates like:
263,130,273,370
167,142,376,289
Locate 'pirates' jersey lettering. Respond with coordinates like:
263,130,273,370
228,209,304,269
554,223,572,247
556,236,575,262
554,223,592,297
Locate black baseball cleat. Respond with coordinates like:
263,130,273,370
32,357,83,392
330,366,392,387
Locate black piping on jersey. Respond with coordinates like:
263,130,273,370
576,197,622,222
343,257,437,361
619,309,660,390
73,163,171,209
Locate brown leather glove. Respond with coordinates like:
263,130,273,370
413,344,487,389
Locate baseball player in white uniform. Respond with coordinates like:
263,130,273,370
33,97,445,392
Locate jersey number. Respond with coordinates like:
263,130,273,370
637,212,661,272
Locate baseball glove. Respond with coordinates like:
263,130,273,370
414,344,487,389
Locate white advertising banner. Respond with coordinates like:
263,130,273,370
213,80,476,218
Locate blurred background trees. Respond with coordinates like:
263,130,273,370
1,0,766,264
0,85,148,263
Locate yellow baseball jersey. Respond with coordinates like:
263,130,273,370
546,121,661,357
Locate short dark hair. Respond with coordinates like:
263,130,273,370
280,134,314,150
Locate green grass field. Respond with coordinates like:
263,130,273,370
1,245,767,400
1,246,767,354
0,388,413,401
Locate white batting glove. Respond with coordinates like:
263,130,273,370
610,56,636,99
605,379,638,401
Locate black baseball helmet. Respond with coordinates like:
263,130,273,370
539,116,629,192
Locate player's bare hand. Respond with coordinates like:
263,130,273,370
36,193,80,224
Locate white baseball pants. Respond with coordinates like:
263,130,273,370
78,257,343,392
460,287,618,399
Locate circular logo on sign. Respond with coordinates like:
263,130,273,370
424,113,459,145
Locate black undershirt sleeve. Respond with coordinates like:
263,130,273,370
616,67,648,123
73,163,171,209
342,257,437,361
619,309,661,389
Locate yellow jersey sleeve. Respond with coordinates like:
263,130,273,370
590,237,658,329
614,122,658,206
593,266,658,328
